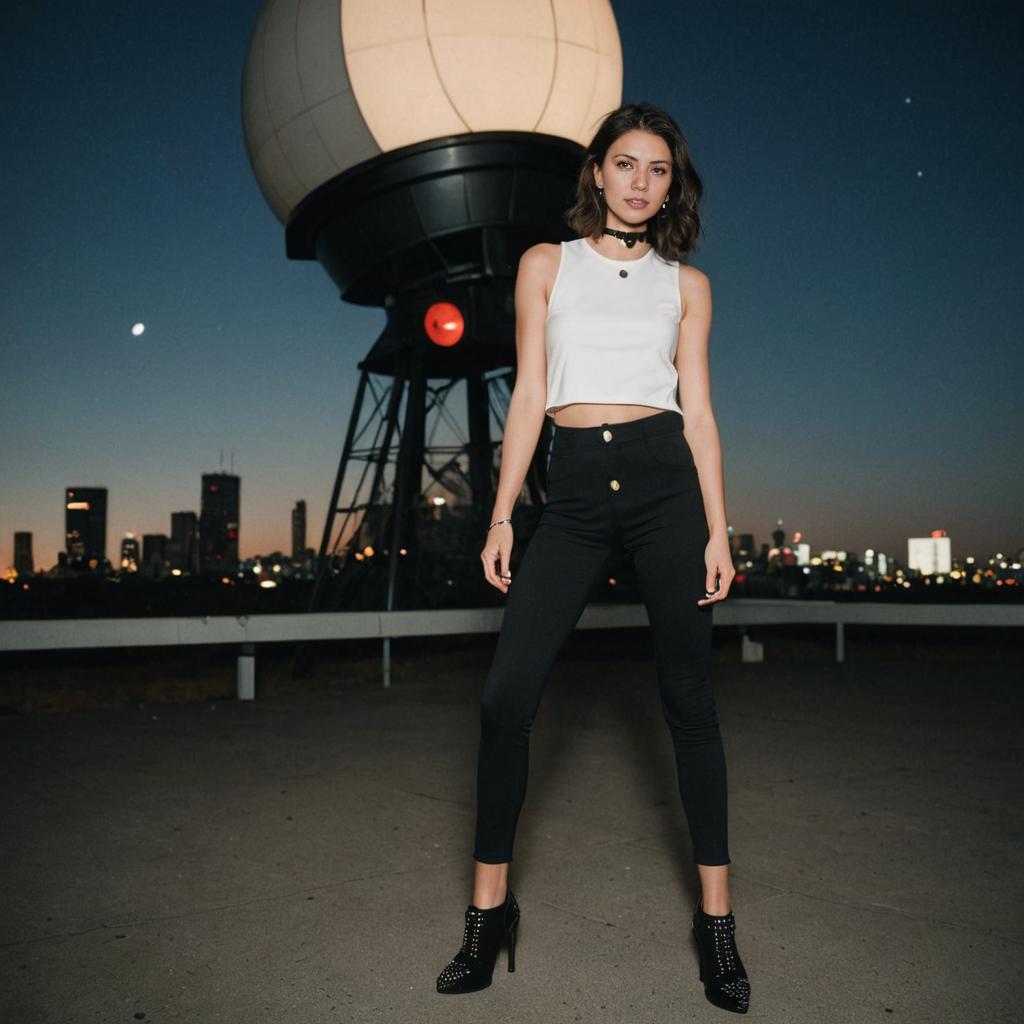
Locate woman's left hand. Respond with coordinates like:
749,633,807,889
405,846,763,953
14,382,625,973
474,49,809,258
697,533,735,606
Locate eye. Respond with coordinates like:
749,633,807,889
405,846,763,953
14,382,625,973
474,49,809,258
616,160,632,170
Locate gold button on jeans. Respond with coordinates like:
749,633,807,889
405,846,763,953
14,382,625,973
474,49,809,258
609,479,620,491
602,429,613,442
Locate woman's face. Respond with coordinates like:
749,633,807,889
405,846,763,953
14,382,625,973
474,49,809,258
593,129,673,231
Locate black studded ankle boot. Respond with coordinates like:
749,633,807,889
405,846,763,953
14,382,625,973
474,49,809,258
691,895,751,1014
436,889,520,994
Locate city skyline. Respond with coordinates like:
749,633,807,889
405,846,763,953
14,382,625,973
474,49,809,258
2,2,1021,572
7,464,1015,576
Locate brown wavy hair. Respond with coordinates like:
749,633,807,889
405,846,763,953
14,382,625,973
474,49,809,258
564,102,705,261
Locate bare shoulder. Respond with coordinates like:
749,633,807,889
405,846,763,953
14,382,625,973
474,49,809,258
517,241,563,302
676,263,712,319
520,240,562,265
518,241,562,276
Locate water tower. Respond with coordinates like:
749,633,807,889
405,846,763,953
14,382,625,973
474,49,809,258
241,0,623,612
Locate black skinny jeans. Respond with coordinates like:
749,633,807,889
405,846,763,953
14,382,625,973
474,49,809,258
473,409,730,867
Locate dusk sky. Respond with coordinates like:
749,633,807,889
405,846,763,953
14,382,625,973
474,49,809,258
2,1,1021,573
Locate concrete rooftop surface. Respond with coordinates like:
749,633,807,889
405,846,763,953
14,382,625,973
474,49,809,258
0,628,1020,1024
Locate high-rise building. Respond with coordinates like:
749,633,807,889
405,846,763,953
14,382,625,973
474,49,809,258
292,499,306,560
14,532,34,577
168,511,199,574
142,534,169,579
65,487,108,571
121,535,141,573
200,473,240,576
908,533,952,575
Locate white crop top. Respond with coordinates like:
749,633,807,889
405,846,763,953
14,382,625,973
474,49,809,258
544,237,683,418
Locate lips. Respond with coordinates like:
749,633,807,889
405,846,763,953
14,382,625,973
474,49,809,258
625,199,648,207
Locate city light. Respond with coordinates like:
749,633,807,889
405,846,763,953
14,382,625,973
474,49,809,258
5,476,1021,601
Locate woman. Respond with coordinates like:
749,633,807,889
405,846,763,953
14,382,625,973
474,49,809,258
436,103,750,1015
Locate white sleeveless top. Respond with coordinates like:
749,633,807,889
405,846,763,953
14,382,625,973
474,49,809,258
544,237,683,418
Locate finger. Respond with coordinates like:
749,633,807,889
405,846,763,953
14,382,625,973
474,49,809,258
697,579,726,604
482,548,509,592
481,549,500,588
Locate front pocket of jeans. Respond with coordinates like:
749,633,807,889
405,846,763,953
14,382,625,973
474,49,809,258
644,432,695,468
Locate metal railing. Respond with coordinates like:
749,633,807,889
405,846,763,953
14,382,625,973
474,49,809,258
1,599,1019,698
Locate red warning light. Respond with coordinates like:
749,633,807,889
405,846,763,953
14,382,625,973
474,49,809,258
424,302,464,347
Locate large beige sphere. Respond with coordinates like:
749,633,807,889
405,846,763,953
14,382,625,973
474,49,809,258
242,0,623,224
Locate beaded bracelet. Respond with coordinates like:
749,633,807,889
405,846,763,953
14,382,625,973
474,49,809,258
488,518,513,531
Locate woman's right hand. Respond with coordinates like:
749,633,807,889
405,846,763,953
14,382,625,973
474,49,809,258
481,523,514,593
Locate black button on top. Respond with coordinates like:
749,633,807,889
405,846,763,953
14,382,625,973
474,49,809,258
619,269,628,278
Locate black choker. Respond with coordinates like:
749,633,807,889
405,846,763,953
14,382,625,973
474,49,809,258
603,227,649,249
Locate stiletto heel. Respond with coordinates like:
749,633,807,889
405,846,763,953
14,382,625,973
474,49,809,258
691,895,751,1014
507,916,517,972
436,889,520,994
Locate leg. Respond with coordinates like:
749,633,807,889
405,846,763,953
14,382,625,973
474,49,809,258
629,491,749,1009
472,862,510,911
696,863,731,916
473,518,613,870
630,501,731,875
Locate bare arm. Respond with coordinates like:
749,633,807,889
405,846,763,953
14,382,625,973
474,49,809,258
481,243,556,591
676,265,735,604
489,244,554,521
675,264,727,539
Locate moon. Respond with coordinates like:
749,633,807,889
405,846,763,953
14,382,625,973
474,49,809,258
132,323,145,336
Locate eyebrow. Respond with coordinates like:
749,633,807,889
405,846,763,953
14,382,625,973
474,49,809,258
612,152,670,164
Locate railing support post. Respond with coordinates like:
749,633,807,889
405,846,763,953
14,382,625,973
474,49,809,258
238,641,256,700
741,631,764,663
